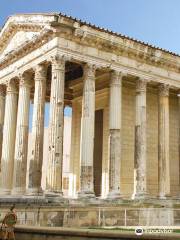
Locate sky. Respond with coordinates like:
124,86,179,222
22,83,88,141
1,0,180,127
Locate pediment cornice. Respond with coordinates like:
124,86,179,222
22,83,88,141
0,23,44,54
0,28,54,69
0,14,58,69
0,13,58,55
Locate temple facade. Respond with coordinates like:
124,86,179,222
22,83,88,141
0,13,180,204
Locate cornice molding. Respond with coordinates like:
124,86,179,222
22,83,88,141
70,26,180,74
0,13,180,79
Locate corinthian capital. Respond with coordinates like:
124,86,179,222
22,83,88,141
136,78,147,93
110,70,124,86
83,63,96,79
6,79,18,94
159,84,169,97
50,54,68,72
34,64,47,80
19,72,32,88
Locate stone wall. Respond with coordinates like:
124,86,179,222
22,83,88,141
1,202,179,228
69,82,179,198
24,81,179,199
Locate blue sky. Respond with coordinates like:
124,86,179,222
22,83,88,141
1,0,180,127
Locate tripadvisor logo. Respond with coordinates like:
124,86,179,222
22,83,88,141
135,227,173,235
135,228,143,235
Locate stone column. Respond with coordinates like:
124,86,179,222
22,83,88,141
178,92,180,197
0,81,18,195
107,71,122,199
78,64,96,198
27,64,47,195
12,73,31,195
158,84,170,199
0,85,5,171
133,79,147,199
46,55,65,197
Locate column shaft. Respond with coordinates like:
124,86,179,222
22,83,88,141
0,85,5,172
107,71,122,199
178,93,180,196
133,79,147,199
78,64,96,198
46,56,65,196
158,84,170,198
0,81,18,195
12,74,31,195
27,65,47,195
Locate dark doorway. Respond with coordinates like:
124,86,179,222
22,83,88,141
93,109,103,197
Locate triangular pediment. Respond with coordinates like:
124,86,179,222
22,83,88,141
0,13,57,59
1,31,40,58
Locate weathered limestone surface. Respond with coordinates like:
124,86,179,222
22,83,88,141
0,13,179,211
78,64,96,198
107,71,122,199
46,55,65,196
158,84,170,199
146,90,158,196
27,65,47,195
0,81,18,195
169,95,179,196
101,106,109,198
12,73,31,195
0,85,5,171
0,202,177,228
133,79,147,199
178,93,180,196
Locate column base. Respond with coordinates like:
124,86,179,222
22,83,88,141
77,190,95,199
0,189,11,195
158,193,171,200
44,191,63,198
132,192,149,200
106,191,121,199
44,192,65,203
11,187,26,196
26,187,43,196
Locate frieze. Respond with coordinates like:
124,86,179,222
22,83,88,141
0,14,180,87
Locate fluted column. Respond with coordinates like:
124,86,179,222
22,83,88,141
78,64,96,198
0,81,18,195
178,92,180,197
46,55,65,197
0,85,5,172
158,84,170,199
133,79,147,199
107,71,122,199
12,73,31,195
27,65,47,195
